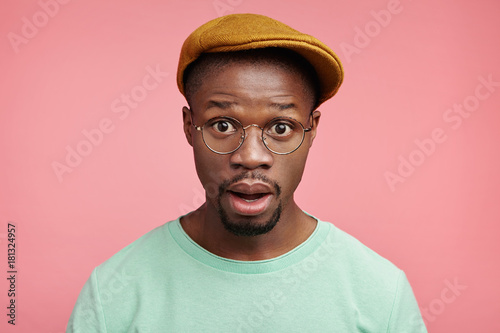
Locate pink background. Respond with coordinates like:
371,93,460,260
1,0,499,332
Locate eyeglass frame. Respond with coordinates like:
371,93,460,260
191,112,315,155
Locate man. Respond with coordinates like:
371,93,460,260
68,13,427,332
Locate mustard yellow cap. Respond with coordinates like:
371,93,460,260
177,13,344,106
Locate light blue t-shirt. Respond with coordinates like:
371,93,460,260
68,216,427,332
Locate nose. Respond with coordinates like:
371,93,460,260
229,125,274,170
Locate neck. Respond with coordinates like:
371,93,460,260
180,201,317,261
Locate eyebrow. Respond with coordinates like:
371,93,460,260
206,100,237,110
205,101,298,111
269,102,297,111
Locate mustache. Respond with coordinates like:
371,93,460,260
218,172,281,197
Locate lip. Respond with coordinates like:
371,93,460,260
228,182,274,196
226,182,274,216
228,192,273,216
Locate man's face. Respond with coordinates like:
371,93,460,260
183,60,320,236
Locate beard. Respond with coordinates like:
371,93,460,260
216,172,282,237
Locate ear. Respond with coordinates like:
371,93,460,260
308,110,321,147
182,106,194,146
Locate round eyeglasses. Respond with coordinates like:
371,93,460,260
192,114,313,155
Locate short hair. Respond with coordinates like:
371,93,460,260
183,48,321,110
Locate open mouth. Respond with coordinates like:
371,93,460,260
229,191,268,202
227,191,273,216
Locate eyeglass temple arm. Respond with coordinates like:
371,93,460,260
190,114,202,131
304,111,316,131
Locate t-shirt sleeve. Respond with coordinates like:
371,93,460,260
67,269,107,333
386,271,428,333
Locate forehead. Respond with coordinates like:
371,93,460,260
184,49,319,111
191,61,313,116
188,61,316,117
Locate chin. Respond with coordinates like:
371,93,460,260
218,203,282,237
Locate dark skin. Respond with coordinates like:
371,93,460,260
181,61,321,261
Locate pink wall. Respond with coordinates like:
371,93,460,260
1,0,499,332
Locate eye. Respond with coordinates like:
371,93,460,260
208,118,238,134
267,121,294,137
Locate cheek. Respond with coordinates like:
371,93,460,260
194,149,216,184
275,152,309,195
193,148,230,198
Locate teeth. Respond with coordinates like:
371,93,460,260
243,198,258,203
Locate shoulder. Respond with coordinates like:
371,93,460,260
93,219,179,283
317,219,405,297
320,220,400,270
312,220,426,332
